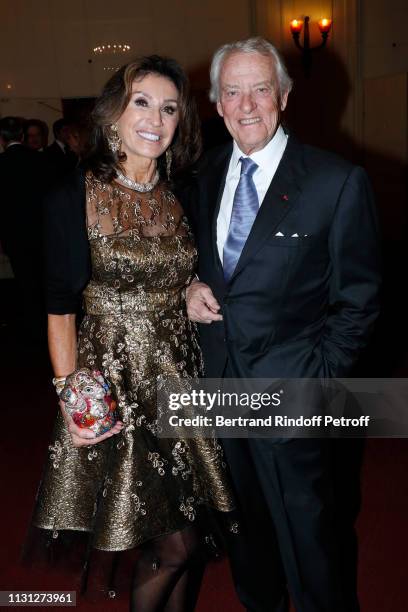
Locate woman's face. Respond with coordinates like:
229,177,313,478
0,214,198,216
115,73,180,163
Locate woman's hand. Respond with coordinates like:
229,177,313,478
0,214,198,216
59,401,124,447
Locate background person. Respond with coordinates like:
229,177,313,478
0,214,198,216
0,116,46,344
43,117,78,181
24,118,49,151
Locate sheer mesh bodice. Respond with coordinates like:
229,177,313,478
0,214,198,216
86,175,190,240
85,174,196,293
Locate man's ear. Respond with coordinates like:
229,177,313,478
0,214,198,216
216,100,224,118
280,90,289,112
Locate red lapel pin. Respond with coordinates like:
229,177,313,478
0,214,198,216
282,194,289,201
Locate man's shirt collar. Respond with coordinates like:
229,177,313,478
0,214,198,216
230,125,287,174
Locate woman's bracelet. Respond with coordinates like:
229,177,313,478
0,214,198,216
52,376,67,397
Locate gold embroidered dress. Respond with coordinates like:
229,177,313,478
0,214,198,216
33,172,233,552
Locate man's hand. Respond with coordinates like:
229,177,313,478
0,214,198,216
186,280,223,324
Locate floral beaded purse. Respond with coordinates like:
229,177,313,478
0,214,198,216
60,369,117,436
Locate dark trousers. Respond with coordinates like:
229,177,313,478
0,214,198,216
222,433,359,612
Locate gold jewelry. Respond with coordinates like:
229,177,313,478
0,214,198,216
52,375,67,397
165,148,173,181
107,123,121,154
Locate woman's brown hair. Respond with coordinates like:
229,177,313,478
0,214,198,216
84,55,202,182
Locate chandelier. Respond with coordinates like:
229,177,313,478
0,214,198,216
93,44,131,54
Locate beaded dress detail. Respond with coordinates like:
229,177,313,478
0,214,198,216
32,172,234,551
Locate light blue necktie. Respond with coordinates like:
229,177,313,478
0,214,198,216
223,157,259,282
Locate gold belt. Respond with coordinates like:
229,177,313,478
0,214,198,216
83,282,184,315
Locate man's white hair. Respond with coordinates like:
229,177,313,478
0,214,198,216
209,37,293,102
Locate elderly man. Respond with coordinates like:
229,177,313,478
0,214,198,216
185,38,380,611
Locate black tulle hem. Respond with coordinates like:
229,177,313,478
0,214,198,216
22,509,231,602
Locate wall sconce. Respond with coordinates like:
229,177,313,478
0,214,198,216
290,16,332,76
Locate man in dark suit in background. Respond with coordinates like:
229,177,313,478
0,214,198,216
43,118,78,181
0,116,45,342
24,118,49,152
185,38,381,611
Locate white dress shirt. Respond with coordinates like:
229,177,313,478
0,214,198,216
217,125,288,263
56,139,66,153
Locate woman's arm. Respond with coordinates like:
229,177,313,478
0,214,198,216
48,313,77,377
44,175,122,446
48,314,123,447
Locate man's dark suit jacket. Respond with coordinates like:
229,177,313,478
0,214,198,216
0,143,47,332
43,141,78,182
186,135,381,379
0,144,44,263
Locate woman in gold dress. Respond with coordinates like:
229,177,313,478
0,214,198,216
32,55,234,611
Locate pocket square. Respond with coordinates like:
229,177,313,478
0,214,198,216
275,231,284,236
291,233,299,237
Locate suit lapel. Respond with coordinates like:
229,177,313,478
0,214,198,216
230,136,304,282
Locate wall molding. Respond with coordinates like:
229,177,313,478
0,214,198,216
332,0,363,150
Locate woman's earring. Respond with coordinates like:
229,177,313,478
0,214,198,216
107,124,121,154
165,148,173,181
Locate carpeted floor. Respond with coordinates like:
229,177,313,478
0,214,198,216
0,324,407,611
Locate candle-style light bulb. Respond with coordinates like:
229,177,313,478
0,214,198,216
318,18,332,33
290,19,304,34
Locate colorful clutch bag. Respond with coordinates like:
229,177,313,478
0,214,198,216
60,368,117,436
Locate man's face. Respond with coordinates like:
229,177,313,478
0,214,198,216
217,52,288,155
59,126,71,146
26,126,43,150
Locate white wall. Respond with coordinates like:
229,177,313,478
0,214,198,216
0,0,252,108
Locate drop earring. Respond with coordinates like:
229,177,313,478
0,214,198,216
107,124,121,154
165,148,173,181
